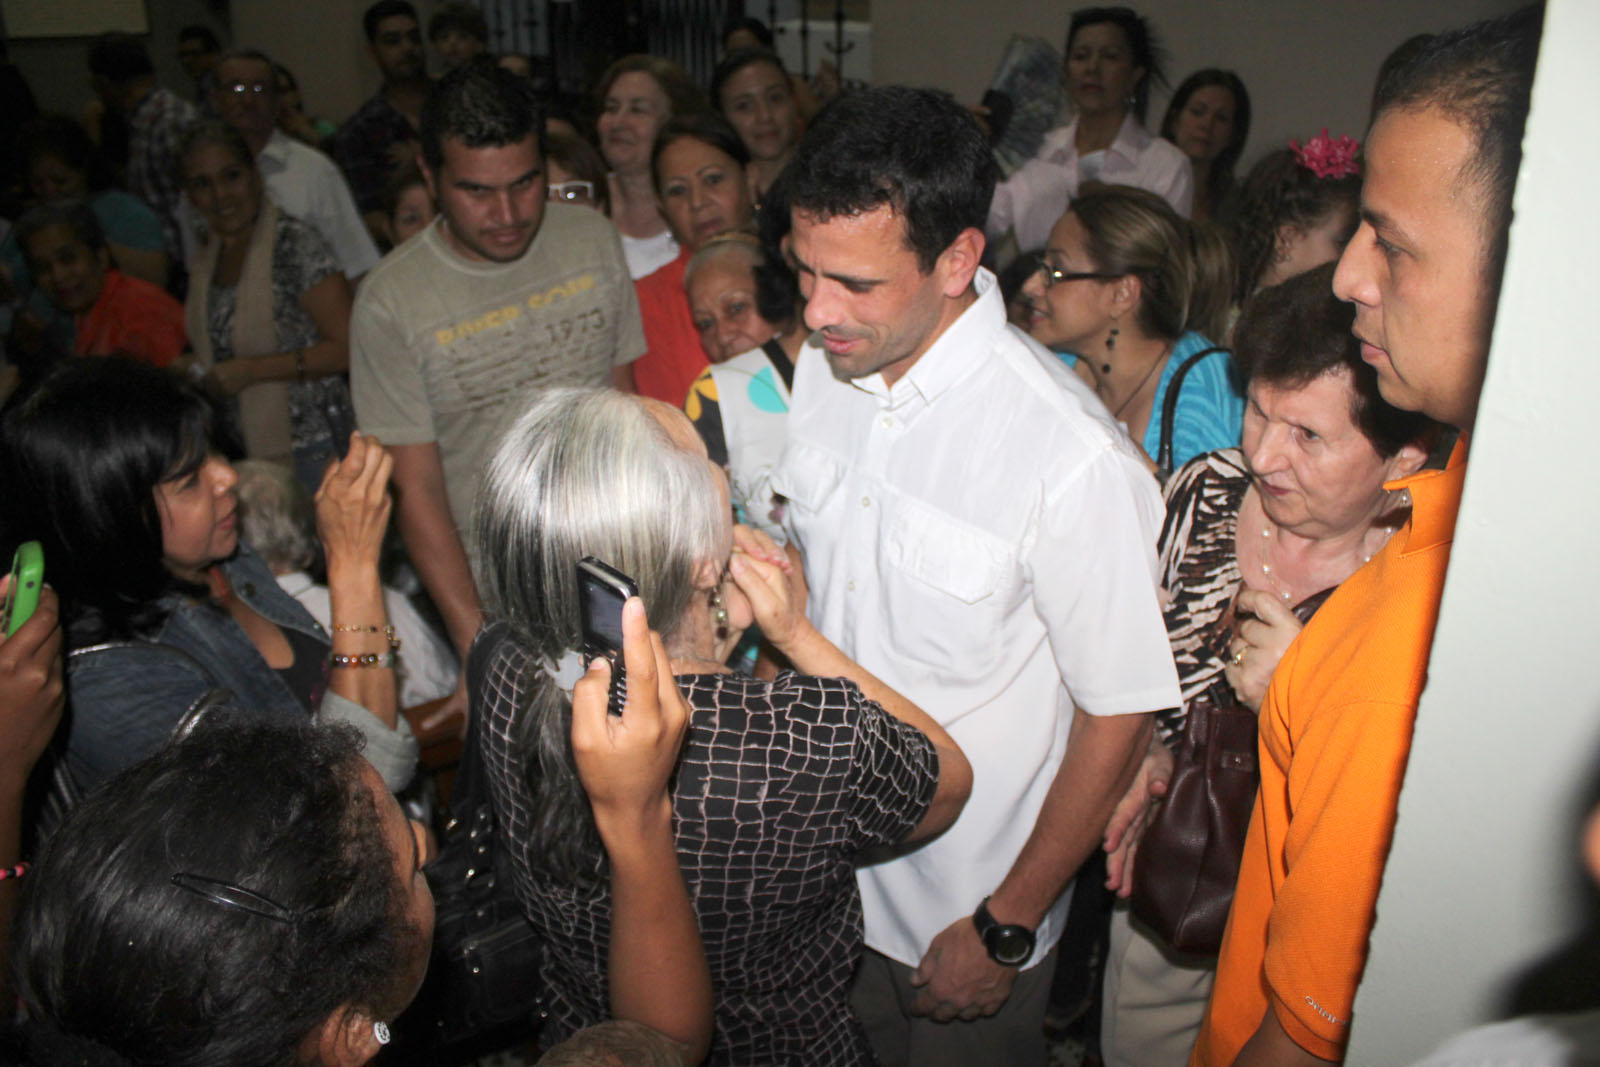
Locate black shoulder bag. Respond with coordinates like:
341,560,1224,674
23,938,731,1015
1155,346,1230,486
387,634,545,1058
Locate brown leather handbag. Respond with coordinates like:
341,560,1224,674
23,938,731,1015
1130,588,1333,955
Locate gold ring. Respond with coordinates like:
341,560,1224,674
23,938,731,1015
1231,646,1246,666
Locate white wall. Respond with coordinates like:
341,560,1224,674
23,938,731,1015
1348,1,1600,1062
872,0,1519,173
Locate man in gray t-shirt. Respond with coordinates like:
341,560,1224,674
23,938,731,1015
351,62,644,677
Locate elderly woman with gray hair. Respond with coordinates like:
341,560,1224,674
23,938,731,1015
470,387,973,1065
234,459,458,709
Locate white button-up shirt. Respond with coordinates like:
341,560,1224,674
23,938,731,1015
987,113,1194,252
774,268,1181,969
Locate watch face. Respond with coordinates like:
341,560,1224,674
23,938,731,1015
993,928,1033,965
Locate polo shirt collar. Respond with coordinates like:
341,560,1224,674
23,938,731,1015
1389,435,1467,556
854,267,1004,409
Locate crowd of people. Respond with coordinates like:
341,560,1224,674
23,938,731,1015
0,2,1551,1065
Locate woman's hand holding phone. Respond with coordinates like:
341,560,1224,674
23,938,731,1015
314,432,393,576
571,597,690,832
0,580,65,793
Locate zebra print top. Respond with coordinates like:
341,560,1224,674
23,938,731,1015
1152,448,1250,744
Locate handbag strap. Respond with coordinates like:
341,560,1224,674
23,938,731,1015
1156,345,1229,481
761,337,796,392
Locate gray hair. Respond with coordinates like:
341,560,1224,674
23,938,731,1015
176,119,255,180
473,386,727,883
234,459,318,573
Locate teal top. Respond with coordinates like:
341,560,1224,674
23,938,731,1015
1058,330,1243,470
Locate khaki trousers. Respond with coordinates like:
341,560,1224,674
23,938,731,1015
1100,903,1216,1067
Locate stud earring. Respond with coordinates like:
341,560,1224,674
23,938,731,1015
373,1021,391,1046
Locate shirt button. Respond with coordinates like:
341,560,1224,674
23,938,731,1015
881,415,893,428
860,496,871,508
847,580,856,592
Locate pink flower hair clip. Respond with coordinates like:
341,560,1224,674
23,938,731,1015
1291,129,1361,180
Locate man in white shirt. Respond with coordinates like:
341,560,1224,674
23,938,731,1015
185,50,380,281
772,86,1181,1066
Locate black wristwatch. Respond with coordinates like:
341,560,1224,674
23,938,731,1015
972,896,1035,966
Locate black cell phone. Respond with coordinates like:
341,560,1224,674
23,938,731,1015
577,556,640,716
980,89,1014,144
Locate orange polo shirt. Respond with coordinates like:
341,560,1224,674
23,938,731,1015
1191,440,1468,1065
631,250,708,407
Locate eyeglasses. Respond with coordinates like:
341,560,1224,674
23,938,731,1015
221,81,273,97
1029,254,1121,289
547,180,595,203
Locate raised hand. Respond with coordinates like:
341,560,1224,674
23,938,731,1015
315,432,393,574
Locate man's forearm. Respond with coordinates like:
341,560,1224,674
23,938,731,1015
389,449,483,660
987,708,1153,928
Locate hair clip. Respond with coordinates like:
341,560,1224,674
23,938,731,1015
1291,128,1361,180
170,872,300,925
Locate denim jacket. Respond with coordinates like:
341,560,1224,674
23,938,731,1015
65,543,417,794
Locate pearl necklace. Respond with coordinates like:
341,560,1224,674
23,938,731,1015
1257,517,1395,602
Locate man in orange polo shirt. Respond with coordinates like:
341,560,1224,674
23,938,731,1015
1191,8,1544,1065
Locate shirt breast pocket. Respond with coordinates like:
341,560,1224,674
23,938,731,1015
773,441,846,526
881,504,1016,678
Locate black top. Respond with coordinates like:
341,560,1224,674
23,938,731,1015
471,622,939,1065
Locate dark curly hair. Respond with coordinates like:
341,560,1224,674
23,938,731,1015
421,59,544,171
1230,146,1360,304
1232,263,1438,459
786,86,997,273
13,714,423,1067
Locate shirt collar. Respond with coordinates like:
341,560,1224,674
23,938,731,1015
852,267,1005,409
1044,113,1150,165
1107,113,1152,162
259,129,291,173
276,570,315,597
1389,435,1467,555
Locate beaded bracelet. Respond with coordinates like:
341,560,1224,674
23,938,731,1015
329,650,396,670
0,862,28,881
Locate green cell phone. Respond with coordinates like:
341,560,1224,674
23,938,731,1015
4,542,44,637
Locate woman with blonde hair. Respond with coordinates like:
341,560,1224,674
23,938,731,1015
595,54,707,279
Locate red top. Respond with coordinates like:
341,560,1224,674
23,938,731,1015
76,268,186,368
631,250,708,406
